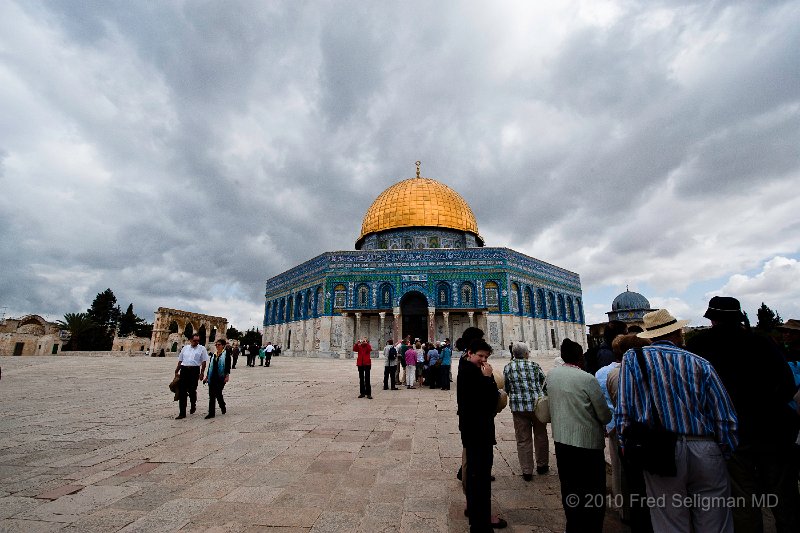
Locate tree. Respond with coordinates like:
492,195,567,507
57,313,96,351
117,303,152,338
756,302,783,331
241,327,262,347
226,326,241,340
135,322,153,339
86,288,121,350
119,303,142,337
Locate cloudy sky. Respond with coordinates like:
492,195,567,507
1,0,798,333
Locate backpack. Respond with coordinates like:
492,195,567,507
388,346,397,361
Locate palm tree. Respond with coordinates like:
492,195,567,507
57,313,96,351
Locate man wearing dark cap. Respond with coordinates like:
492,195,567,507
687,296,800,533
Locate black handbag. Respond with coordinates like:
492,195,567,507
622,347,677,477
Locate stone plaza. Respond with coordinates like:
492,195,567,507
0,354,637,532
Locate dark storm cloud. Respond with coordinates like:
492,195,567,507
1,0,798,328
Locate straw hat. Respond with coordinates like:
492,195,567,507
778,319,800,332
637,309,689,339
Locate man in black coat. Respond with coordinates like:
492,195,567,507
687,296,799,533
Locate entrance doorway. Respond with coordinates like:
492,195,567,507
13,342,24,356
400,291,428,342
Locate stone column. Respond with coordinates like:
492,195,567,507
378,312,386,348
354,312,362,344
392,307,401,343
442,311,450,342
340,312,349,356
468,311,475,328
428,307,436,343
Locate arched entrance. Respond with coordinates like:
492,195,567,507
400,291,428,342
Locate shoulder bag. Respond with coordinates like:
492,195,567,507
621,347,677,477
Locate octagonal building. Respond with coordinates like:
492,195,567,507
262,167,586,357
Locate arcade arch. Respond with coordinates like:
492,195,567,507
150,307,228,355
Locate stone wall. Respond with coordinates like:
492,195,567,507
56,351,150,357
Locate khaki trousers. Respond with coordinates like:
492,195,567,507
511,411,549,475
644,438,733,533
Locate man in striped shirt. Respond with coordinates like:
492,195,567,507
616,309,738,533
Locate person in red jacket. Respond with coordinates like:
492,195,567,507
354,338,373,399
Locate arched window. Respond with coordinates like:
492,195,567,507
523,287,533,316
567,297,575,321
576,298,584,323
485,281,499,307
380,284,392,307
461,282,474,307
333,284,346,309
510,282,520,312
536,289,545,318
557,294,566,321
357,284,369,308
295,293,303,320
279,299,286,323
436,282,450,306
287,297,294,322
548,293,557,320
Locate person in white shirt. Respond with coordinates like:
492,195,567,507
264,342,275,367
174,334,209,419
383,340,399,390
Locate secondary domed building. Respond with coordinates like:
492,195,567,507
586,288,655,348
262,164,586,357
608,289,653,324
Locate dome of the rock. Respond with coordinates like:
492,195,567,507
356,176,482,248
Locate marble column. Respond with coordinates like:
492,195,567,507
442,311,450,342
378,312,386,348
392,307,401,343
355,312,362,344
468,311,475,328
428,307,436,343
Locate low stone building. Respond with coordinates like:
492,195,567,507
0,315,65,356
111,335,151,353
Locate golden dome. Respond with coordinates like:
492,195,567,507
357,176,481,245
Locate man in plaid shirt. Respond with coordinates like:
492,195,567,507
503,341,550,480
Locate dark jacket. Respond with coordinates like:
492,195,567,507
457,356,499,448
595,343,615,370
687,324,798,448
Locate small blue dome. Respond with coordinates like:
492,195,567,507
612,290,650,311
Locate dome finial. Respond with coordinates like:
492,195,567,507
415,160,421,178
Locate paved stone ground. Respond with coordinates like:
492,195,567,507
0,354,634,532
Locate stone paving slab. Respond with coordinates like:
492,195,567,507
0,354,640,532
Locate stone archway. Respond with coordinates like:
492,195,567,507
150,308,228,355
400,291,429,342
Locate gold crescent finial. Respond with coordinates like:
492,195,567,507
415,160,421,178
